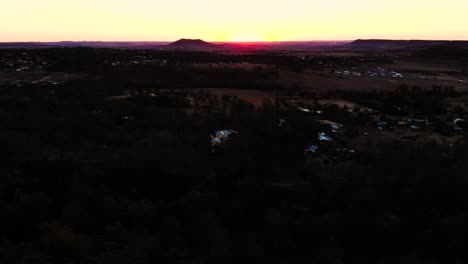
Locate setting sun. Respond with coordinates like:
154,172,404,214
228,34,269,42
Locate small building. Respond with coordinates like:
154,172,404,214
298,107,310,113
454,118,465,125
318,132,333,142
210,130,238,150
305,145,319,155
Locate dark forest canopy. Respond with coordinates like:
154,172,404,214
1,47,468,263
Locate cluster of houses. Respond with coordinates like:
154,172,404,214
335,67,404,78
305,129,356,161
454,118,465,133
298,107,323,115
374,116,466,135
208,115,352,161
109,57,169,67
203,93,467,161
210,130,238,151
376,117,432,130
0,53,48,72
0,53,173,72
334,67,444,80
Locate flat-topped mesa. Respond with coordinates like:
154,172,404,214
165,38,221,50
171,39,209,45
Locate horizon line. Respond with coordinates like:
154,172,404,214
0,39,352,43
2,38,468,43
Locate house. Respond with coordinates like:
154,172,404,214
398,121,408,126
318,132,333,142
454,118,464,125
210,130,238,148
215,130,237,139
453,127,464,134
319,120,341,127
331,124,341,130
211,137,222,145
305,145,319,154
298,107,310,113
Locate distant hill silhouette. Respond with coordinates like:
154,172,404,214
165,39,222,50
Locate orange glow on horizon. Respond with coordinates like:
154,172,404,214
228,34,269,42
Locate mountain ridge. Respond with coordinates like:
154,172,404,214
164,38,221,50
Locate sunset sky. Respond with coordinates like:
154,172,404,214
1,0,467,42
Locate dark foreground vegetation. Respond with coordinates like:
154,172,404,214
1,47,468,263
